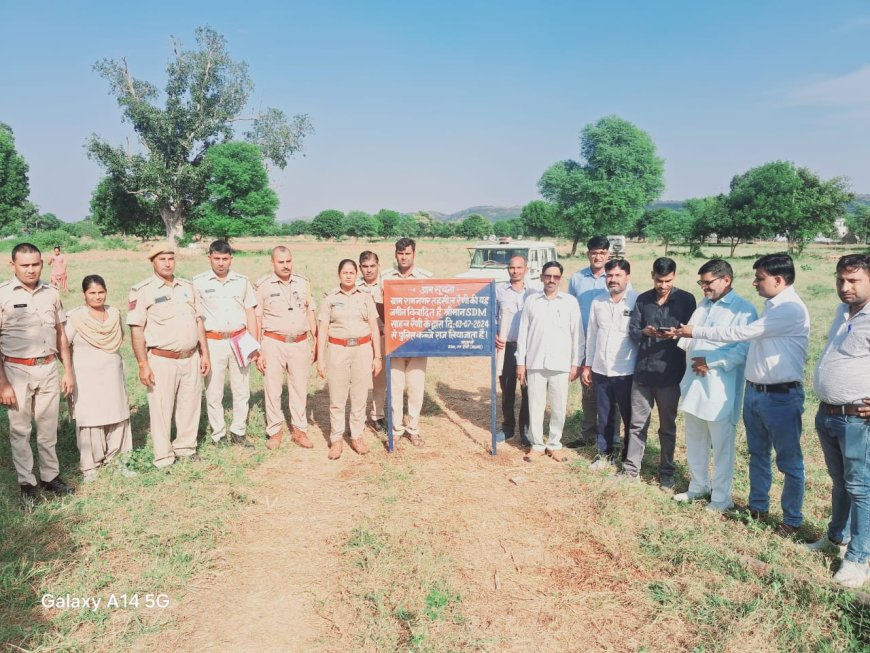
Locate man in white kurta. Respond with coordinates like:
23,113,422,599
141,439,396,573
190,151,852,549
516,261,583,463
675,259,757,511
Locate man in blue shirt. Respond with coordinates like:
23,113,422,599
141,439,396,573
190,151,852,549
568,236,617,447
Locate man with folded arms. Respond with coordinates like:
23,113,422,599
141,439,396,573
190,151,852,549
516,261,582,463
673,253,810,536
128,243,211,468
193,240,259,448
673,259,756,512
806,254,870,587
255,246,316,450
0,242,75,505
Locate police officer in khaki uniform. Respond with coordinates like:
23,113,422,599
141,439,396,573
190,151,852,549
357,250,386,432
0,243,75,504
128,243,211,468
380,238,432,446
317,259,382,459
193,240,258,447
255,246,316,450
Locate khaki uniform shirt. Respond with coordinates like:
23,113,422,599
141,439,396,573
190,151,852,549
193,270,257,333
126,275,201,351
380,266,433,281
356,277,385,332
319,286,377,340
0,279,65,357
255,273,314,337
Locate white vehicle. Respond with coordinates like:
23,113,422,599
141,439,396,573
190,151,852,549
455,238,558,283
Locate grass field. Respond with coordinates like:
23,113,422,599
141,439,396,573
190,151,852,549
1,236,869,652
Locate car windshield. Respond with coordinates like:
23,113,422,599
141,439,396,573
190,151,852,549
469,248,529,268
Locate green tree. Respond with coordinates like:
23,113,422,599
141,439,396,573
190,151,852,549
89,176,163,240
846,205,870,244
432,221,456,238
644,208,695,256
456,213,492,240
376,209,401,238
411,211,435,237
88,26,312,243
189,141,278,240
345,210,379,239
311,209,345,240
539,115,664,255
394,215,420,237
0,123,30,230
726,161,853,255
494,219,522,238
288,219,311,236
520,200,557,239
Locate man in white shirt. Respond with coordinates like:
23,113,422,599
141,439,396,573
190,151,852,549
673,259,757,512
807,254,870,588
494,255,541,445
674,253,810,535
582,259,638,470
516,261,582,463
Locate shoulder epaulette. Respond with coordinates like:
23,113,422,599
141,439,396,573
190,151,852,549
0,280,11,290
254,274,272,288
192,271,211,280
292,273,309,282
131,278,151,291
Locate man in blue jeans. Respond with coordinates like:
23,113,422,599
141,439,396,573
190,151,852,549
674,253,810,535
808,254,870,588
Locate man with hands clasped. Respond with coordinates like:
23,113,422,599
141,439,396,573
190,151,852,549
516,261,583,463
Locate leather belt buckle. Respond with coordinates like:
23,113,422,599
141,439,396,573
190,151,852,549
346,337,358,347
34,356,49,365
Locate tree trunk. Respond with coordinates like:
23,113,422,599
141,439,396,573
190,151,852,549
570,235,580,257
729,238,740,257
159,206,185,244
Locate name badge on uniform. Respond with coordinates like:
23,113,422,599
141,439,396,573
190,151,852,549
13,304,27,308
270,293,280,298
623,309,631,316
155,296,170,304
204,288,216,293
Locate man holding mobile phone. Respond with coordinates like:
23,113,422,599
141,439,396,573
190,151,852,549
616,257,695,488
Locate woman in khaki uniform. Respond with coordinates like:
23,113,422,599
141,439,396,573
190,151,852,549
65,275,134,481
317,260,382,459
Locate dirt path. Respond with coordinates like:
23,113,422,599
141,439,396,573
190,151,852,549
138,358,688,652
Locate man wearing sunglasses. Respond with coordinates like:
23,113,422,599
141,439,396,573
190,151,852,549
516,261,582,462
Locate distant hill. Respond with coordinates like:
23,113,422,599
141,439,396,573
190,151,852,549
427,205,523,223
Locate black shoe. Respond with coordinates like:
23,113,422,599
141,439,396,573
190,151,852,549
231,434,254,448
179,453,202,463
214,437,231,447
40,476,74,496
20,483,39,508
369,419,387,434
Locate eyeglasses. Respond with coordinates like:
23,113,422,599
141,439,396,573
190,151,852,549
587,250,609,258
542,274,562,280
697,277,723,287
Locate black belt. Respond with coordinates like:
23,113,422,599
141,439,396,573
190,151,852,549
747,381,801,393
821,403,865,417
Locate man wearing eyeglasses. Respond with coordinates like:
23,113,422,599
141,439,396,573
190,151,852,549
568,236,623,446
673,253,809,536
516,261,582,463
672,259,756,512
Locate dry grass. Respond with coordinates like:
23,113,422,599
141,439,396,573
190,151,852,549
2,237,870,652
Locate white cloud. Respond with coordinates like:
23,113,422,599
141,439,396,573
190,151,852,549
784,64,870,108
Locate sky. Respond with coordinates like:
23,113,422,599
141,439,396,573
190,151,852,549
2,1,869,221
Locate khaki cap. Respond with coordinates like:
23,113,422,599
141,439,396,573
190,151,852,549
147,242,175,260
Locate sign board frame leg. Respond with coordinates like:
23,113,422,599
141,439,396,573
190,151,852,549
386,356,394,453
